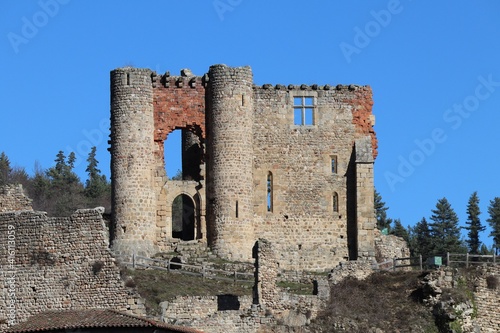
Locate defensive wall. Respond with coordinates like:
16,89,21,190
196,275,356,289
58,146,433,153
0,188,144,329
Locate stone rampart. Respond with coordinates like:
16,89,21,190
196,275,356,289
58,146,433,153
0,207,144,329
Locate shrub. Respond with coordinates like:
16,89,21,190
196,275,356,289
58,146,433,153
92,260,104,275
486,275,498,290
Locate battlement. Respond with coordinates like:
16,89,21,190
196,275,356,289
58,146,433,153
253,83,371,92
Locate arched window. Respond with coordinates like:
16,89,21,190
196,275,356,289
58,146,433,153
267,172,273,212
333,192,339,213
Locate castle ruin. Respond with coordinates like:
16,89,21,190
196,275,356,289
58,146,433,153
110,64,378,270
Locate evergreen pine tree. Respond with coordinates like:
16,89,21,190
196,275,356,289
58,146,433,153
0,152,12,186
28,161,51,212
411,217,433,258
487,197,500,255
464,191,485,254
375,189,391,231
479,244,493,255
84,147,110,208
391,219,409,243
46,151,84,216
429,197,466,254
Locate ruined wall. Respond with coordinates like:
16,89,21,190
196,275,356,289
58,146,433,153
152,72,206,248
0,208,144,329
252,84,376,269
373,228,410,264
474,265,500,331
161,239,323,333
0,185,32,213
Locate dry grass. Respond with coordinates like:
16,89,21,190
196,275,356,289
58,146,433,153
310,271,439,333
121,268,253,315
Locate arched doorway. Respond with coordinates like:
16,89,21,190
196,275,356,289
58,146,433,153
171,194,195,241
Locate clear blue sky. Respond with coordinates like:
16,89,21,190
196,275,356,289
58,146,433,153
1,1,499,247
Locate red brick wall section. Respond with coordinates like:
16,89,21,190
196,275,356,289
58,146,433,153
153,76,206,147
344,86,378,159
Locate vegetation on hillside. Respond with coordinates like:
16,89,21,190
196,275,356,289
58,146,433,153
309,271,439,333
0,148,110,216
375,190,499,259
121,268,253,315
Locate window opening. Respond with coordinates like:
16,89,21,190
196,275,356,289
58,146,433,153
267,172,273,212
331,156,337,174
235,200,239,218
293,96,314,125
333,192,339,213
165,129,182,180
126,73,130,86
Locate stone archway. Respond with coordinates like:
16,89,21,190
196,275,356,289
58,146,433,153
171,194,195,241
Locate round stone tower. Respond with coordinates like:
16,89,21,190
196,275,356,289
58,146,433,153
110,67,157,261
206,64,255,261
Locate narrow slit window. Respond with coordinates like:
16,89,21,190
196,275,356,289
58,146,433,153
126,73,130,86
293,96,314,125
235,200,239,218
267,172,273,212
331,156,337,174
333,192,339,213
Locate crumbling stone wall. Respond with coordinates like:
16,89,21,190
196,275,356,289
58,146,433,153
474,265,500,332
0,185,32,213
373,228,410,265
0,207,144,329
423,266,500,332
161,239,323,333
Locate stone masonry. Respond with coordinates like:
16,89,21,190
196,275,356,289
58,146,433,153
110,64,378,270
0,202,144,329
0,185,32,213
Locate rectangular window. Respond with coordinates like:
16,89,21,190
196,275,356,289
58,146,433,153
331,156,337,174
267,172,273,212
294,96,314,125
333,192,339,212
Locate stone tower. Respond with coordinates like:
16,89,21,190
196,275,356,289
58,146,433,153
206,65,255,260
110,67,158,259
